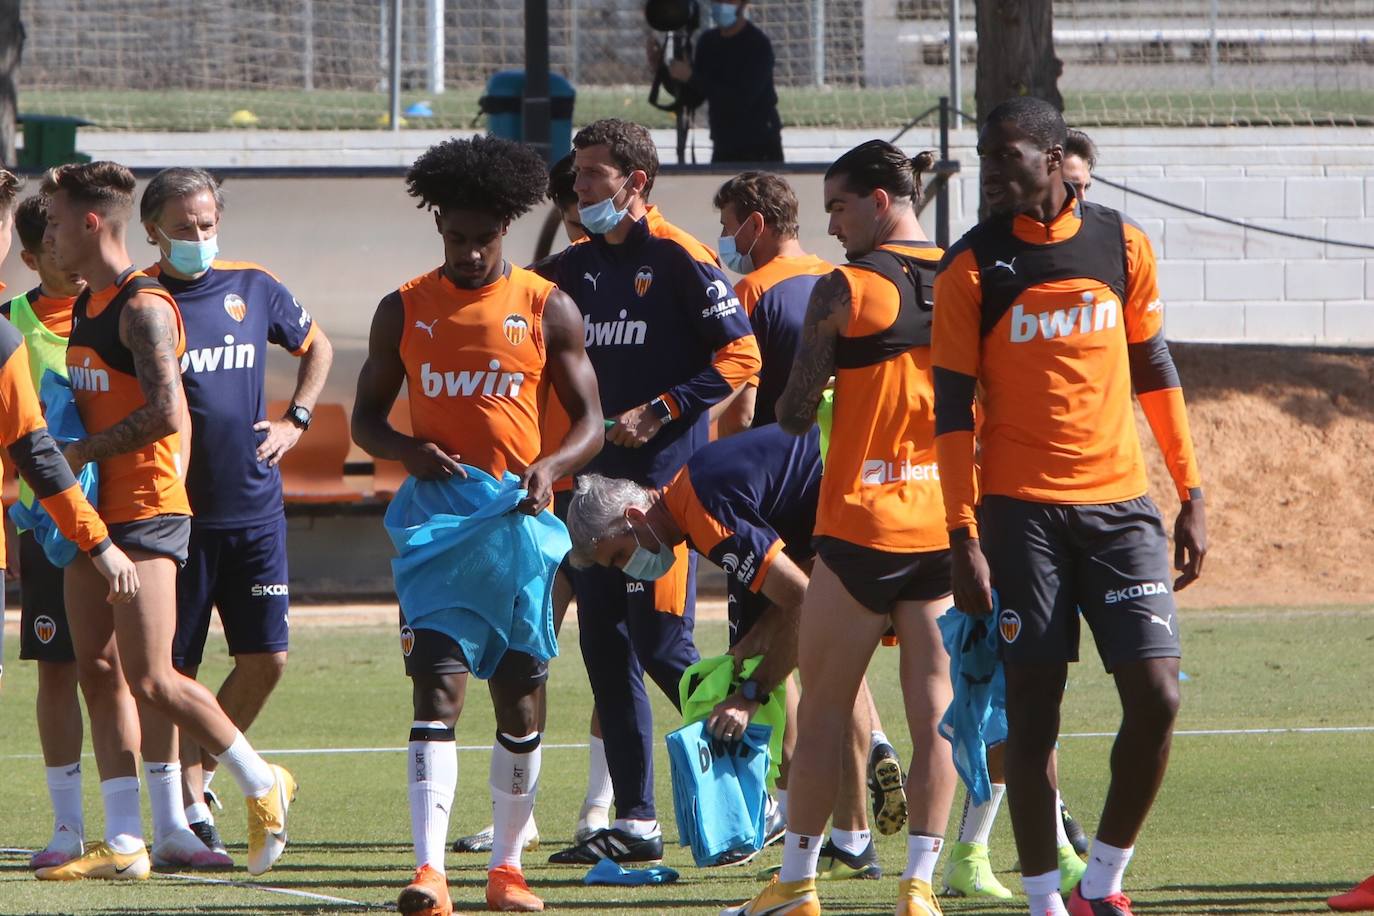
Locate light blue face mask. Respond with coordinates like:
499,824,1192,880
712,2,741,28
578,177,631,236
620,517,677,581
160,228,218,276
718,218,759,274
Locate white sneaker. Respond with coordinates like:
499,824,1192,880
29,825,84,870
151,827,234,869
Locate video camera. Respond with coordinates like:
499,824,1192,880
645,0,701,115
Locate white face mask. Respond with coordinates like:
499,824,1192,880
619,514,676,580
718,217,759,274
577,177,632,236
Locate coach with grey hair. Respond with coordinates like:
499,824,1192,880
138,166,333,863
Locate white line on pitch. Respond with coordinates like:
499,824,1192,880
164,872,383,909
0,742,591,761
4,728,1372,763
1061,725,1374,739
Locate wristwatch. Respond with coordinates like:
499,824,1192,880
648,397,674,425
739,678,763,703
285,404,312,430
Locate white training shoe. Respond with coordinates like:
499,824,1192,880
29,824,84,870
152,827,234,869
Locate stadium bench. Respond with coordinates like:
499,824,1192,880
268,400,365,504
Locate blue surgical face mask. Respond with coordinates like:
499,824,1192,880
718,218,759,274
578,177,632,236
620,517,677,581
160,228,218,276
712,2,741,28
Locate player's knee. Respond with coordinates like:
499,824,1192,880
76,653,121,693
1126,677,1180,733
412,680,462,723
127,672,176,708
236,651,288,688
37,660,80,693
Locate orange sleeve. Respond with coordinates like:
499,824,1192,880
711,335,762,392
1122,220,1164,344
0,343,111,553
749,538,786,594
662,469,732,557
932,248,984,536
1138,387,1203,501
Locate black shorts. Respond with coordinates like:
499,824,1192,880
980,495,1181,671
398,610,549,686
813,536,952,614
173,518,291,669
18,531,74,663
726,584,768,649
553,488,573,578
108,514,192,565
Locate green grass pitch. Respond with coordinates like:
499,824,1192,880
1,609,1371,914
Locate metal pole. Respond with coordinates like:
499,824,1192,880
427,0,445,94
936,96,950,249
524,0,552,162
813,0,825,87
1207,0,1219,86
302,0,314,91
569,0,580,85
389,0,403,131
948,0,962,128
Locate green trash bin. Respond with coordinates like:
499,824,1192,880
17,114,94,170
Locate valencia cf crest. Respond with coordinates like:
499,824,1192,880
223,293,247,322
502,314,529,346
998,608,1022,644
400,626,416,657
34,615,57,644
634,266,654,297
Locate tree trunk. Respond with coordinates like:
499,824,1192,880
0,0,20,167
973,0,1062,128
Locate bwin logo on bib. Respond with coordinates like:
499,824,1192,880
420,360,525,398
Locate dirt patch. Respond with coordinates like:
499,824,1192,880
1144,344,1374,607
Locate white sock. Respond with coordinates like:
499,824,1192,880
1054,791,1072,847
186,801,213,825
612,817,660,838
100,776,143,853
409,721,458,872
144,761,191,843
901,833,943,882
869,729,890,752
213,732,274,798
45,762,84,836
775,788,789,823
1023,869,1069,915
583,735,613,812
202,768,217,794
779,831,823,882
958,783,1006,846
829,827,871,856
1080,839,1134,899
489,732,542,870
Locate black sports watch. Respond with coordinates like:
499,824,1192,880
739,678,763,703
648,397,674,425
285,404,312,430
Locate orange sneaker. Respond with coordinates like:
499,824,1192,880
398,864,453,916
486,864,544,912
1330,875,1374,912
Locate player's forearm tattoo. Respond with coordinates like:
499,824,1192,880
78,300,184,464
776,271,847,436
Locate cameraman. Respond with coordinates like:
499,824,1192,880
649,1,783,164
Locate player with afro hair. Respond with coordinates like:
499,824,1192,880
405,134,549,223
354,133,605,916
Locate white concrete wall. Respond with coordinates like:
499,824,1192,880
29,125,1374,345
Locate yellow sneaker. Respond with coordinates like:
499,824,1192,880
896,877,943,916
34,841,150,881
246,764,297,875
720,875,820,915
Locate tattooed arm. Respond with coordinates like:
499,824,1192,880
775,269,851,436
64,293,186,469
